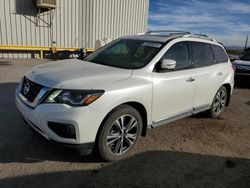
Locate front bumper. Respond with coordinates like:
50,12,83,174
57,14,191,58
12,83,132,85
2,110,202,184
15,85,106,154
24,118,94,155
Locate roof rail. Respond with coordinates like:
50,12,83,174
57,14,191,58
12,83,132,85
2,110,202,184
145,30,217,42
194,34,208,37
183,34,217,42
146,30,191,36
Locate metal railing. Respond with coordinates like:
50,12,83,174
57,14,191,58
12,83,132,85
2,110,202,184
0,45,95,59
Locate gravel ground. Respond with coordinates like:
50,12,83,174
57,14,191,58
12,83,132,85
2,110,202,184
0,59,250,188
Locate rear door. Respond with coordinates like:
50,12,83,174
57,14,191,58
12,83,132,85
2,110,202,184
191,42,228,109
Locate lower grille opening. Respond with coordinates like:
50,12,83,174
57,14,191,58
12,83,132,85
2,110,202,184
24,118,45,134
48,122,76,139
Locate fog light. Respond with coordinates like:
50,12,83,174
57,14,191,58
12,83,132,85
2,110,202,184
48,122,76,139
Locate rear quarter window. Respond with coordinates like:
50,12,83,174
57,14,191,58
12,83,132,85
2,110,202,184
210,44,229,63
191,42,214,67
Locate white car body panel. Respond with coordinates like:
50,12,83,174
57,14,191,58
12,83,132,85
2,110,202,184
193,63,234,108
152,69,196,122
25,59,132,89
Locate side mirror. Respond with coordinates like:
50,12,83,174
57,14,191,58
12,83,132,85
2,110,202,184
161,59,176,70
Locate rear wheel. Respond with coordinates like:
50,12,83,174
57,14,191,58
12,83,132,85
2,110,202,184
97,105,142,161
209,86,227,118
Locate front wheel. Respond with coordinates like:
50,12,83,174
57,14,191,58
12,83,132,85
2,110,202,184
209,86,228,118
97,105,142,161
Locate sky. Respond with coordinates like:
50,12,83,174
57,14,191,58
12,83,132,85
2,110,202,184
148,0,250,47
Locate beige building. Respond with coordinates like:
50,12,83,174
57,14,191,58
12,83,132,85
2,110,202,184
0,0,149,58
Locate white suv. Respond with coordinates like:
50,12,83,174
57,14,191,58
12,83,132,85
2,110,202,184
16,31,234,161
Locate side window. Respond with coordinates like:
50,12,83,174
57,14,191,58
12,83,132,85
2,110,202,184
211,44,228,63
162,42,190,70
191,42,214,67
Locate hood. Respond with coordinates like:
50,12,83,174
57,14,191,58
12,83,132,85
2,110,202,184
25,59,132,89
233,59,250,66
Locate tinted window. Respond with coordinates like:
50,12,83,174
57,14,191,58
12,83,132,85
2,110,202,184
85,39,164,69
211,44,228,63
162,42,190,70
191,42,213,67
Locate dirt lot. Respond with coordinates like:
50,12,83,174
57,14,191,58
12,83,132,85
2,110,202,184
0,59,250,188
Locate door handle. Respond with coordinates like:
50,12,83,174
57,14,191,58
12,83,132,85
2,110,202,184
186,77,195,82
217,72,223,76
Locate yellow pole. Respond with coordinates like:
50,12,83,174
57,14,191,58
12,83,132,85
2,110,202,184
40,50,43,59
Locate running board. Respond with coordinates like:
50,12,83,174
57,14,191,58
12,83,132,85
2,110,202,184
150,104,210,128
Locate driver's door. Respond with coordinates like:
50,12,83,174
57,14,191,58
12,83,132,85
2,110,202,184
152,42,196,125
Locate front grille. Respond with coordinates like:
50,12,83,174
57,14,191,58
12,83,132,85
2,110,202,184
21,77,43,103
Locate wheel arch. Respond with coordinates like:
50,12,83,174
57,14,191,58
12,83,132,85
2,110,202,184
95,101,148,145
222,83,232,106
122,102,148,137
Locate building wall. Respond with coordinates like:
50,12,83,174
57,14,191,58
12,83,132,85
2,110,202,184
0,0,149,58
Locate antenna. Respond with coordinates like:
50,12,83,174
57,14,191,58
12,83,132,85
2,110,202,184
244,35,248,51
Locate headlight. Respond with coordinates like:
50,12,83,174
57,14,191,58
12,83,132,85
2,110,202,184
44,89,104,106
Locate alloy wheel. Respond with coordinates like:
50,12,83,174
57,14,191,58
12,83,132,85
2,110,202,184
106,115,138,155
213,90,226,114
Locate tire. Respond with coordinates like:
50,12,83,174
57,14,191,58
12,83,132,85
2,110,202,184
209,86,228,118
97,105,142,161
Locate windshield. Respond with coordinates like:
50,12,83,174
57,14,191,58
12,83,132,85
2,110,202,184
240,52,250,61
84,39,164,69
